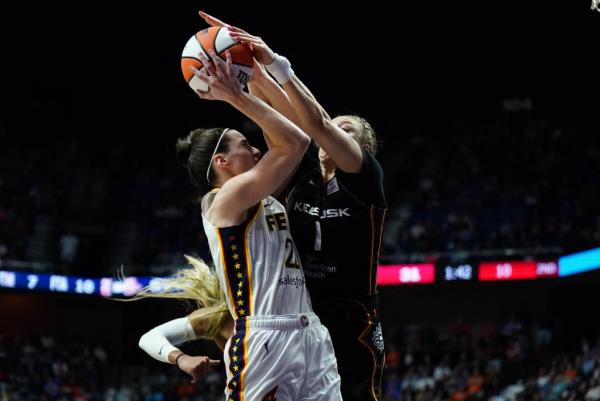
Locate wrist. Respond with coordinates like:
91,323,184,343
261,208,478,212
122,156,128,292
265,54,294,85
225,90,243,106
229,91,252,108
175,353,185,367
263,51,276,66
249,74,269,87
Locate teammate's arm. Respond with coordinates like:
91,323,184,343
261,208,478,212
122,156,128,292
138,312,233,382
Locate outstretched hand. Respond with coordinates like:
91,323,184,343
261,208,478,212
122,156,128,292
198,10,276,65
249,59,270,84
191,50,242,102
199,10,230,28
177,354,221,383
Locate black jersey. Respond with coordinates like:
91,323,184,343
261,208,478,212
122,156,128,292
284,144,388,401
285,145,387,308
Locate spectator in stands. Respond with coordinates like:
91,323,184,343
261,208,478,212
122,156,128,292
58,229,79,269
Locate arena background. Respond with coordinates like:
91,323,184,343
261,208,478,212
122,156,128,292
1,0,599,400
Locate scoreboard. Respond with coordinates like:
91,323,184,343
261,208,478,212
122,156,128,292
0,260,564,294
0,271,154,297
478,261,558,281
3,245,600,294
375,260,558,285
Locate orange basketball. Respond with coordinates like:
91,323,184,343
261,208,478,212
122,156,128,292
181,27,254,92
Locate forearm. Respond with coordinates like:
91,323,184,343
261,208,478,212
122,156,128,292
276,65,362,172
282,75,331,136
138,317,196,363
248,81,270,106
168,350,184,364
229,91,308,151
252,74,302,128
247,83,275,150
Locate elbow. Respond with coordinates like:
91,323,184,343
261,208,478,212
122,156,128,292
287,131,310,154
296,132,311,152
138,332,149,351
284,124,310,153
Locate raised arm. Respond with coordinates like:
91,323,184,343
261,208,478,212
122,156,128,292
198,11,301,129
193,50,309,225
279,71,363,173
213,21,362,173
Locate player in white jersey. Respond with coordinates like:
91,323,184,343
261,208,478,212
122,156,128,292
202,193,312,317
137,47,341,401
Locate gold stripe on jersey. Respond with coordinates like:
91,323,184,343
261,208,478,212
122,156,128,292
368,206,388,294
215,228,237,316
224,338,234,399
358,319,380,401
242,203,262,316
225,324,250,401
368,206,376,292
216,204,261,319
239,319,250,401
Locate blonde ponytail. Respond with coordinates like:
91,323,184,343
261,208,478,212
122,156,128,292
131,255,231,341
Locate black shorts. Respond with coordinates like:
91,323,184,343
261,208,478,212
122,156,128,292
315,299,385,401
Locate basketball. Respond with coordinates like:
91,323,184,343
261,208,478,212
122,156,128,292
181,27,254,93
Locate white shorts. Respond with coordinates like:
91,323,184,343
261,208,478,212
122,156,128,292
223,312,341,401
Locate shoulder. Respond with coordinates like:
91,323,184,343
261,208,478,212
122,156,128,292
336,149,387,207
337,148,382,177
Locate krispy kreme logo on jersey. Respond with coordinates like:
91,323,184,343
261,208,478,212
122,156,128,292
293,202,351,219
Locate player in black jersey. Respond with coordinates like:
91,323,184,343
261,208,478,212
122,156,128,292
283,118,387,401
199,11,388,401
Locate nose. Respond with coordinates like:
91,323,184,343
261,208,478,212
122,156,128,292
253,147,262,159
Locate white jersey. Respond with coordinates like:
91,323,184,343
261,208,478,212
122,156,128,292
203,194,313,319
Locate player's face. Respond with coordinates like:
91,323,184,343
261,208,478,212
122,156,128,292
333,116,362,142
222,130,261,175
319,116,362,161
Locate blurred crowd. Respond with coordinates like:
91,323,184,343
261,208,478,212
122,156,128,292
1,314,599,401
382,111,600,260
0,334,224,401
1,107,599,274
383,315,600,401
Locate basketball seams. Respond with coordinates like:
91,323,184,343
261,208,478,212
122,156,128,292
194,28,252,68
212,27,222,58
183,27,253,90
194,34,210,63
218,42,254,68
182,56,202,62
214,27,254,68
181,57,201,83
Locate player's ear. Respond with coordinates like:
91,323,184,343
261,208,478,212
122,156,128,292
214,154,229,167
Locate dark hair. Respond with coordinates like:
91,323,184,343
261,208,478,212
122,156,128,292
175,128,231,195
344,115,379,155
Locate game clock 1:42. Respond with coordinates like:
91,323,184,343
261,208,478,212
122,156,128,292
442,264,474,281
